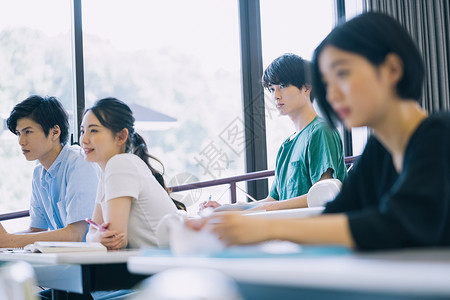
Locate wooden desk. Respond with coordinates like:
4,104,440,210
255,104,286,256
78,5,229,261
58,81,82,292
0,250,147,300
127,247,450,300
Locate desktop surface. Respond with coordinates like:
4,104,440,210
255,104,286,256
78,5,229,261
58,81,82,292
0,249,146,298
128,247,450,299
0,248,140,264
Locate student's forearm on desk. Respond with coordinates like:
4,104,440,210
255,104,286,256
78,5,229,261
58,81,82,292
260,171,335,211
271,195,308,210
0,223,40,236
252,195,308,211
255,195,275,203
0,222,87,248
85,197,131,250
87,228,127,250
269,214,355,247
12,227,45,234
211,213,354,247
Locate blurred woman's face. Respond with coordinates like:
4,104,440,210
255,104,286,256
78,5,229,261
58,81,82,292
318,46,397,129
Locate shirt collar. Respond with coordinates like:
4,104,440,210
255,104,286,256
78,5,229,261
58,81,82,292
43,144,69,179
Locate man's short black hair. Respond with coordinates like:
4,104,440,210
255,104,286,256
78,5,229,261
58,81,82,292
262,53,315,101
7,95,69,145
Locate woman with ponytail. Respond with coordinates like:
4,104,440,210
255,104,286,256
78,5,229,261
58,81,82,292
81,97,180,249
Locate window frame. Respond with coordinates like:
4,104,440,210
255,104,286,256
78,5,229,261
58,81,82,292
70,0,344,199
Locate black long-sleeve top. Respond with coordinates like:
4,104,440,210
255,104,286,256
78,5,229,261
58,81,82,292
324,113,450,250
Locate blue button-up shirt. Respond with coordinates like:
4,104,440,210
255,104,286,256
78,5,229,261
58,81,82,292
29,144,100,232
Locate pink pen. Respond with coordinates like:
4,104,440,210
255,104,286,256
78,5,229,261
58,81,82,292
85,218,106,232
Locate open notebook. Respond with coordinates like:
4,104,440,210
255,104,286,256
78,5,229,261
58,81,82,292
22,242,107,253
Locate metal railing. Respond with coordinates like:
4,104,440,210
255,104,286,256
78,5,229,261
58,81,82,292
0,210,30,222
170,169,275,204
0,156,359,222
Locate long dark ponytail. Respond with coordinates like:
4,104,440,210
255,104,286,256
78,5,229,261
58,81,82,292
86,97,186,211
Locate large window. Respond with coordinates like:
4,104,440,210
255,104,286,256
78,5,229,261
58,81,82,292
261,0,367,171
0,0,367,221
82,0,244,213
260,0,335,170
0,0,74,230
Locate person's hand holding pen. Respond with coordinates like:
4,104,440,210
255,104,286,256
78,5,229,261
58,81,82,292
198,195,221,212
85,218,125,250
85,218,107,232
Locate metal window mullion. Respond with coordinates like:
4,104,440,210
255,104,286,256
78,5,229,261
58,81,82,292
70,0,86,145
238,0,268,201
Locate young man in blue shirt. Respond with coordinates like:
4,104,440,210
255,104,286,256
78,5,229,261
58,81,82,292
0,95,100,248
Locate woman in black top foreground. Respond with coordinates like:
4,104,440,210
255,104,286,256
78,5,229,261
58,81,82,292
188,12,450,251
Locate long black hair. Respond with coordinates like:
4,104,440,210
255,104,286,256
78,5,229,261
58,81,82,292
86,97,186,210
